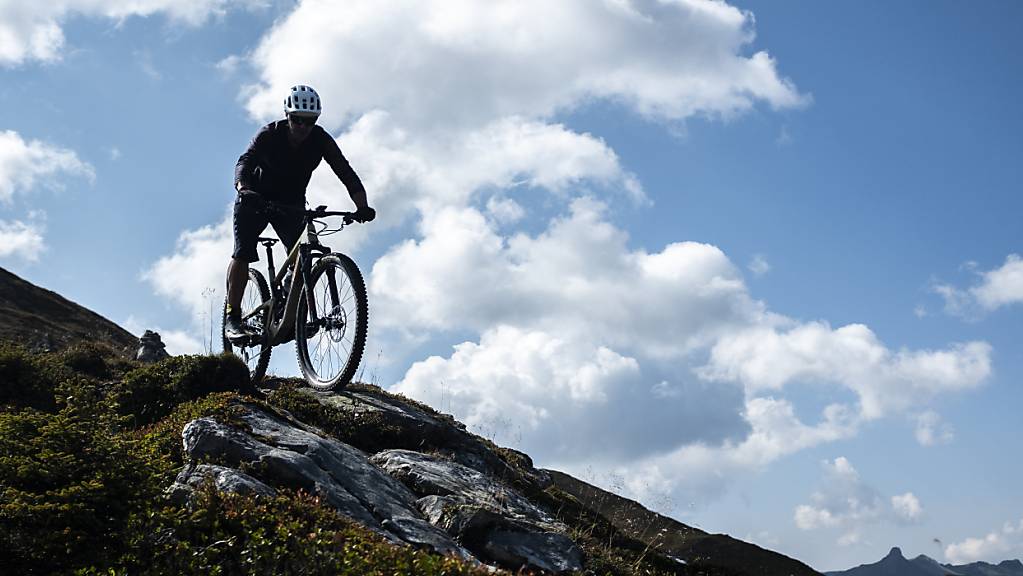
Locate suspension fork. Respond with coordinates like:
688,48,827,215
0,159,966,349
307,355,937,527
300,244,331,323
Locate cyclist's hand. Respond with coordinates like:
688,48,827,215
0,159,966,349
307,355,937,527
353,205,376,223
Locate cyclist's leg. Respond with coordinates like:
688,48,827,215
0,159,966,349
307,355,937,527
227,192,270,316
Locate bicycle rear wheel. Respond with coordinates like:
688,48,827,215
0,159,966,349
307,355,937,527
295,253,368,391
222,268,272,383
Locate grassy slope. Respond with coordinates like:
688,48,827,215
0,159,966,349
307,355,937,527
0,266,137,354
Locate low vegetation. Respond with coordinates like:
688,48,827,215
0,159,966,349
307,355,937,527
0,343,488,575
0,341,732,575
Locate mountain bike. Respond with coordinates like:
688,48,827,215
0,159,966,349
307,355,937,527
222,205,368,391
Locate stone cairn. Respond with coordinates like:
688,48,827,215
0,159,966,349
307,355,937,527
136,330,170,363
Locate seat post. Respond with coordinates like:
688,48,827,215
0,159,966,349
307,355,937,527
262,240,277,290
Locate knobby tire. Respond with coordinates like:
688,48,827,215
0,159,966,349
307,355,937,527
222,268,272,383
295,253,368,391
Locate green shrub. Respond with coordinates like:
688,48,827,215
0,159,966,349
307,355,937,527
57,341,137,381
114,354,250,427
0,342,69,412
105,485,488,576
0,406,161,575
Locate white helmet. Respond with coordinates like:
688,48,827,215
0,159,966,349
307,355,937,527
284,85,321,117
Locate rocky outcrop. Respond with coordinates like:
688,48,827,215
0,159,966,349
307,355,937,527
172,398,586,572
175,402,474,560
371,449,583,573
300,387,551,490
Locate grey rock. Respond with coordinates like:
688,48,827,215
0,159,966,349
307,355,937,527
371,449,563,531
483,529,585,575
179,403,475,561
372,449,582,573
302,387,552,490
166,464,276,507
136,329,170,363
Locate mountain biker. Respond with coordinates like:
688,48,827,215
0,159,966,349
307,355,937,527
225,85,375,341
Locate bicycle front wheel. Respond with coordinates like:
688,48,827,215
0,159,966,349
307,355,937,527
223,268,272,383
295,254,368,391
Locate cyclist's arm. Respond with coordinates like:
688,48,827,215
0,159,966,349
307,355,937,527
322,133,369,209
234,126,273,192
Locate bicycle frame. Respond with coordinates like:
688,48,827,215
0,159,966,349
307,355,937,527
242,215,332,346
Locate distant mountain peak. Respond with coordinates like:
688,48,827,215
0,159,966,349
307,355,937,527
827,546,1023,576
887,547,905,559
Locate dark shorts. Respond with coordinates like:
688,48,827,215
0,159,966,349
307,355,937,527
232,191,305,263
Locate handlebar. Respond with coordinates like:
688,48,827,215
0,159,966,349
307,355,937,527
307,205,356,224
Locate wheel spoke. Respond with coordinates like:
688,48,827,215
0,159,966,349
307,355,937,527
296,256,366,390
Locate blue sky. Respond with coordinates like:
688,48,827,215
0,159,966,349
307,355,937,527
1,1,1020,570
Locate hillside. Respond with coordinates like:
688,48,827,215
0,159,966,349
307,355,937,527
0,266,136,354
0,266,822,574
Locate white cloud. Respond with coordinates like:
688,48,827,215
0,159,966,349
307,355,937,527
794,458,923,545
973,255,1023,310
748,254,770,276
0,130,94,202
700,322,991,419
373,198,768,357
601,397,859,506
934,254,1023,318
945,519,1023,564
914,410,954,446
396,323,751,465
242,0,808,132
891,492,923,523
0,218,46,261
123,316,207,355
794,457,885,531
0,0,263,65
332,112,645,222
142,214,231,322
378,197,991,507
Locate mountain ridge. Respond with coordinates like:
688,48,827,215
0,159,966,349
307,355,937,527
825,546,1023,576
0,266,136,354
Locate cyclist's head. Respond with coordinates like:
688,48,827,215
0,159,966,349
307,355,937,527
284,85,321,119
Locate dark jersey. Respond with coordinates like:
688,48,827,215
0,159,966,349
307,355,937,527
234,120,365,205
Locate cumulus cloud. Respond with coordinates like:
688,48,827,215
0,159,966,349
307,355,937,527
0,218,46,261
891,492,923,523
381,196,988,504
142,215,232,322
934,254,1023,318
395,324,748,465
794,458,923,545
373,198,768,357
0,130,94,202
700,323,991,419
945,519,1023,564
242,0,808,132
0,0,263,65
794,458,885,530
595,397,859,506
